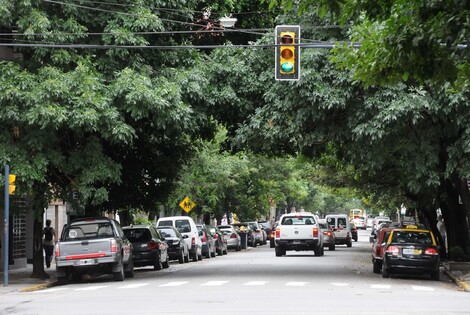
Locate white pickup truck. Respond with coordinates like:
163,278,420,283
274,212,324,256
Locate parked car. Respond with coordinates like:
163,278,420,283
157,226,190,264
207,225,228,255
318,219,335,251
371,227,394,273
353,216,366,230
258,220,273,238
156,216,202,262
244,221,265,245
350,222,358,242
217,225,241,251
382,225,440,280
55,217,134,283
325,214,352,247
123,225,170,270
232,223,256,247
196,224,217,258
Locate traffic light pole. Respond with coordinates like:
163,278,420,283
3,164,10,286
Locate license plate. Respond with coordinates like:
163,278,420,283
403,248,421,255
293,241,301,244
79,259,96,265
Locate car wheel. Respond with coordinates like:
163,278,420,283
184,251,190,263
314,246,322,256
198,252,203,261
270,241,275,248
154,255,162,270
382,267,390,278
275,246,284,257
179,251,185,264
373,260,381,274
211,245,217,257
236,244,241,251
162,253,170,269
223,247,228,255
113,260,125,281
125,256,134,278
192,251,198,262
329,244,335,251
347,241,352,247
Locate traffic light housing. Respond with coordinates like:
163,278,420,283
8,174,16,195
275,25,300,81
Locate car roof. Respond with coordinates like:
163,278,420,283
123,224,153,229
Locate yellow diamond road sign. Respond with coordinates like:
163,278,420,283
179,196,196,213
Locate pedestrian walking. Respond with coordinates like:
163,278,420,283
436,215,447,257
43,219,56,268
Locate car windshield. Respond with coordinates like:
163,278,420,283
123,228,151,243
391,231,433,244
281,216,315,225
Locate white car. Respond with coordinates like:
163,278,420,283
353,217,366,230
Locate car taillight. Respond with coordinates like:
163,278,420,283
276,228,280,238
312,228,319,238
54,243,60,257
111,239,117,253
323,231,332,236
386,245,399,255
213,234,219,239
256,229,261,233
425,248,439,255
192,237,196,245
147,241,158,250
230,233,237,239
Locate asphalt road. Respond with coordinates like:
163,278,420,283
1,229,470,315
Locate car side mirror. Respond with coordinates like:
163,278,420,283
182,235,189,239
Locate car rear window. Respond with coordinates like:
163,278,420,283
281,216,315,225
158,220,173,227
158,228,177,238
175,220,191,233
124,228,152,243
391,231,433,244
65,222,113,240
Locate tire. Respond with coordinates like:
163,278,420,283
113,260,125,281
347,241,352,248
373,260,381,274
192,251,198,262
162,253,170,269
382,267,390,278
211,246,216,258
198,252,203,261
275,246,284,257
270,241,275,248
184,251,190,263
236,244,241,251
57,276,69,285
178,251,185,264
223,248,228,255
314,246,322,256
125,257,134,278
154,255,162,270
329,244,335,251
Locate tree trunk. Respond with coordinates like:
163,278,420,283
31,182,50,279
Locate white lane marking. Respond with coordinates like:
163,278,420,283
75,285,108,291
244,281,269,286
201,281,229,286
331,283,349,287
371,284,391,289
286,282,308,287
159,281,189,287
412,285,435,291
33,288,68,293
118,283,150,289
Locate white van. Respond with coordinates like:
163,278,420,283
325,214,352,247
156,216,202,261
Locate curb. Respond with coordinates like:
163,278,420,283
19,280,58,293
443,268,470,292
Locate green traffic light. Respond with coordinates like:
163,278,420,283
281,62,294,73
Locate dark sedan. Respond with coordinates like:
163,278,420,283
382,226,440,280
123,225,170,270
157,226,190,264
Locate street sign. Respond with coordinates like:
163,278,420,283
179,196,196,213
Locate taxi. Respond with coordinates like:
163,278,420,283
382,225,440,280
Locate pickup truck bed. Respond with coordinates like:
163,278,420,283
274,212,324,257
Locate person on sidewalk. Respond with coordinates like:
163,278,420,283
43,220,56,268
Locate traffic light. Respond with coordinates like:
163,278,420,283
275,25,300,81
8,174,16,195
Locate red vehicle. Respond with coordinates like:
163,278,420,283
371,227,394,274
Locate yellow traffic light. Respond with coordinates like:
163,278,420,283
275,25,300,81
8,174,16,195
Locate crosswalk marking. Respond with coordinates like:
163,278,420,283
75,285,108,291
286,282,307,287
201,281,229,286
118,283,149,289
371,284,391,289
412,285,435,291
159,281,189,287
244,281,269,286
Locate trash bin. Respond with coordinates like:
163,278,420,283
239,232,248,249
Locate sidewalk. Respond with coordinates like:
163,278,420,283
0,263,58,294
1,261,469,293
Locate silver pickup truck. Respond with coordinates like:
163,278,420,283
55,217,134,283
274,212,324,256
